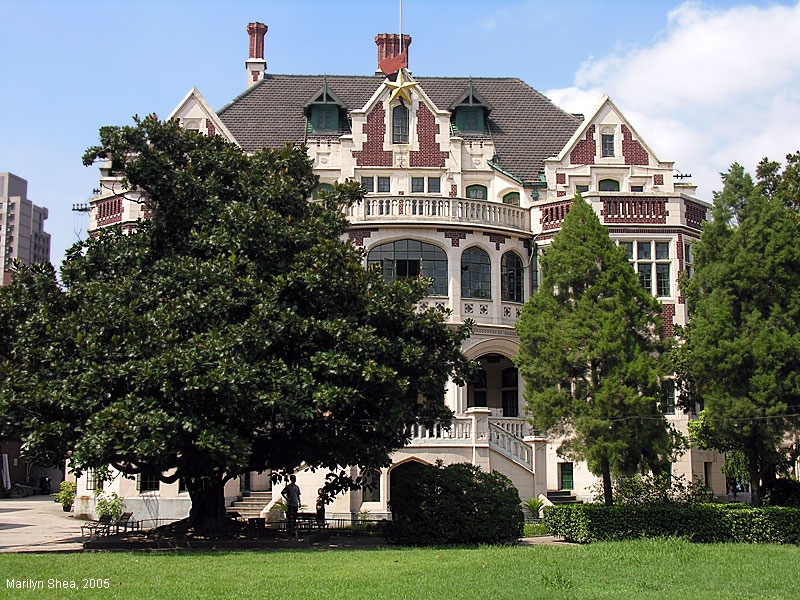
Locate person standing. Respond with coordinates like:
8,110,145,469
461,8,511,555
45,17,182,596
281,474,301,534
315,488,326,528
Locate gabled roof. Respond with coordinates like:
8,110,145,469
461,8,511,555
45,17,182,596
217,74,583,183
554,94,662,165
169,87,235,142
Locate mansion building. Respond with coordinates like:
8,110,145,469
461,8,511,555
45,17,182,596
76,23,720,521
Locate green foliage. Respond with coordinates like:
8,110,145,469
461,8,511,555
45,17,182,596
0,116,471,525
544,502,800,544
52,480,77,507
517,196,676,505
677,157,800,506
386,461,524,546
591,473,714,506
764,477,800,507
522,496,543,519
94,490,125,520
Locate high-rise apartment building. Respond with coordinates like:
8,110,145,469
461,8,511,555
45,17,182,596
0,172,51,285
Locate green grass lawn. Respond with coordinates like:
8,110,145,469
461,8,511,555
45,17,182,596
2,538,799,599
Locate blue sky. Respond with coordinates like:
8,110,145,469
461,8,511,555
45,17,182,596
2,0,799,269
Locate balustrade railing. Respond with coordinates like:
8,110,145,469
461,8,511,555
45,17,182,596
602,197,668,224
489,422,534,470
407,418,472,442
345,196,529,232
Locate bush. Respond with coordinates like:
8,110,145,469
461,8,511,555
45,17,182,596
764,477,800,507
386,462,523,546
52,481,77,507
592,473,714,506
543,503,800,544
94,491,125,520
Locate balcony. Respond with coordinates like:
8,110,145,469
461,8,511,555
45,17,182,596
344,195,529,234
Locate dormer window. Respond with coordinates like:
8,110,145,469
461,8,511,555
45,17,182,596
304,82,347,135
466,185,488,200
599,179,620,192
450,83,493,136
311,106,338,132
393,103,409,143
502,192,520,206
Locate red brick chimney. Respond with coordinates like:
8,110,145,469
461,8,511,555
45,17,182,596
246,22,268,88
375,33,411,74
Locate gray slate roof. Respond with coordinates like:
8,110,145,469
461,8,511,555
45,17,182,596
218,74,583,184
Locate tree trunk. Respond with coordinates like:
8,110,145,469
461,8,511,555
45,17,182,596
748,460,762,508
601,458,614,506
187,477,227,526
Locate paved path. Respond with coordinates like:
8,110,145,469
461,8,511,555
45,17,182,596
0,497,565,553
0,496,84,553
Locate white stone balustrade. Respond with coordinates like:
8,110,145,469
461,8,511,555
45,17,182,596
344,196,529,233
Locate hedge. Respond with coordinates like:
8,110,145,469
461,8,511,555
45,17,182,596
543,503,800,544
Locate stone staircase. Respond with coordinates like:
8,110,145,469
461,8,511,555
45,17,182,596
546,490,581,505
227,491,273,519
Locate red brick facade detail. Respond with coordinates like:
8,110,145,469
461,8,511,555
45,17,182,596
410,104,448,167
247,22,268,59
449,184,458,198
485,233,508,250
556,173,566,185
570,124,595,165
438,228,471,247
661,303,675,338
653,174,664,186
684,200,707,230
206,119,216,137
557,190,567,197
96,196,123,227
621,124,649,166
348,228,379,247
353,105,393,167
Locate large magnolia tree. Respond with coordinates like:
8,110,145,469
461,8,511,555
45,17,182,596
516,196,676,505
0,116,471,525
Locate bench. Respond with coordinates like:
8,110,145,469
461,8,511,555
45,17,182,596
81,514,113,538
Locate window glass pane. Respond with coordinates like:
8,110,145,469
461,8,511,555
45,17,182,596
599,179,620,192
466,185,487,200
362,472,381,503
378,177,390,193
622,242,633,260
428,177,440,193
630,185,644,192
684,243,693,263
656,242,670,259
367,240,448,296
393,104,409,143
656,263,670,296
461,246,491,299
361,177,374,193
575,185,589,193
411,177,424,193
638,263,652,291
602,134,614,157
501,252,524,302
661,380,676,415
637,241,651,260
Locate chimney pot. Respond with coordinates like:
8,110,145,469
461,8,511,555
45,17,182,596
246,22,268,88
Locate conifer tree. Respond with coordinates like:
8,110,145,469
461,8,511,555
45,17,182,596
517,196,675,505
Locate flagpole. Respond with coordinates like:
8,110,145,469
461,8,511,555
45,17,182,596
400,0,404,53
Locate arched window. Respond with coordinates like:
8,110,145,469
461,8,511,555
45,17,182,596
599,179,620,192
466,185,488,200
393,104,409,144
501,251,524,303
461,246,491,299
502,192,520,206
367,239,448,296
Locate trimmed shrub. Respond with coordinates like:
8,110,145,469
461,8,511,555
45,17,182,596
386,462,524,546
543,503,800,544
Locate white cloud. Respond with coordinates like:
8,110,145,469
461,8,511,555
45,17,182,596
546,1,800,199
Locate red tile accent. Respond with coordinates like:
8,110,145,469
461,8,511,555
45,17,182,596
449,184,458,198
557,190,567,197
653,174,664,186
621,124,649,166
410,104,448,167
348,228,379,247
684,200,706,230
206,119,216,137
439,228,470,247
485,233,508,250
570,124,596,165
353,104,393,167
556,173,566,185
